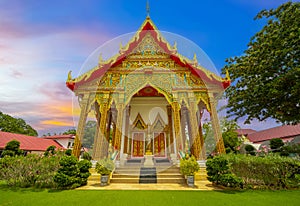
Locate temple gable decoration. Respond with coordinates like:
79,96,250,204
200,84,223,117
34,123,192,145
67,15,230,161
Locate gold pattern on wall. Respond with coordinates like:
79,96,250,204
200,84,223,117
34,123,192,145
132,113,148,130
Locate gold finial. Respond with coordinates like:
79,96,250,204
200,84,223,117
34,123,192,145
173,41,177,50
193,53,198,65
99,53,104,65
119,42,124,53
67,70,72,82
225,68,231,81
146,0,150,17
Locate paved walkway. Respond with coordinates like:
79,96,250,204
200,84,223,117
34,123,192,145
77,180,221,191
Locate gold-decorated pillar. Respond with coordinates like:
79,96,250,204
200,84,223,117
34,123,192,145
208,93,225,154
92,102,101,159
114,103,124,152
123,105,131,153
72,94,90,158
198,103,206,159
188,100,203,160
167,105,174,153
93,102,110,160
171,102,183,153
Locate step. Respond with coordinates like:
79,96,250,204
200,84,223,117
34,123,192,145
157,178,185,184
89,165,196,185
110,177,140,184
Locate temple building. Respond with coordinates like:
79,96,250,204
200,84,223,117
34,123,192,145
66,15,230,163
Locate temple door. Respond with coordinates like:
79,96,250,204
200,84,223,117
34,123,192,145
132,132,145,157
153,132,166,157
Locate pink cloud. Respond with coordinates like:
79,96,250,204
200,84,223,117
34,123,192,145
10,69,23,79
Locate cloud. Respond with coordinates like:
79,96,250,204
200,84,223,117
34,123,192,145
10,69,23,79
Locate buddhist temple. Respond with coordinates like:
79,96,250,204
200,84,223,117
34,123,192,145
66,12,230,164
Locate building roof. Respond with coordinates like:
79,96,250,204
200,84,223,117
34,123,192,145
0,131,63,151
66,17,230,92
236,129,257,136
43,134,75,140
247,124,300,143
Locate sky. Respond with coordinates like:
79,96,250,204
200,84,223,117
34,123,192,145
0,0,294,136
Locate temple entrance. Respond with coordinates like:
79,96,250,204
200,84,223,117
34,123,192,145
131,132,145,157
153,132,166,157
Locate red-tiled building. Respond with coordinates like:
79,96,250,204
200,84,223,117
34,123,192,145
43,134,75,149
0,131,63,154
247,124,300,144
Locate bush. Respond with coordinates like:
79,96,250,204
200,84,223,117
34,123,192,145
270,138,284,152
95,158,114,175
228,154,300,189
77,160,92,185
244,144,256,156
280,143,300,157
65,149,72,156
44,145,56,157
219,173,243,188
206,155,230,185
2,140,23,157
82,152,92,161
0,153,62,188
54,156,92,189
179,155,199,176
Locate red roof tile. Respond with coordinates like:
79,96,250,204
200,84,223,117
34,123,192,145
236,129,257,136
43,134,75,140
248,124,300,143
0,131,63,151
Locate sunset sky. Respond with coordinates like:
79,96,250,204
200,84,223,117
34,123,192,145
0,0,292,136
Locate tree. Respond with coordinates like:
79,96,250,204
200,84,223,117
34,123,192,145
244,144,256,156
270,138,284,152
223,2,300,125
203,118,241,154
63,129,76,135
2,140,24,157
0,111,38,136
82,121,97,149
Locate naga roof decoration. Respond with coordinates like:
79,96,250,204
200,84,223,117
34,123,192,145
66,17,230,91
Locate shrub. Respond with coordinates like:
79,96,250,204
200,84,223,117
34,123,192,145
54,156,92,189
44,145,56,157
228,154,300,189
244,144,256,156
82,152,92,161
65,149,72,156
219,173,243,188
270,138,284,152
2,140,23,157
0,153,62,188
179,155,200,176
206,155,230,185
77,160,92,185
95,158,114,175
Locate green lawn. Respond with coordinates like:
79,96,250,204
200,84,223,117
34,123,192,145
1,185,300,206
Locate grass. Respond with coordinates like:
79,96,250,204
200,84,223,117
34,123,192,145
0,185,300,206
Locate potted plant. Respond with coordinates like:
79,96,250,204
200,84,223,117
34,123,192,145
95,157,115,186
180,155,200,187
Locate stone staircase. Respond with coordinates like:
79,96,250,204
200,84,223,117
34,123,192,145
87,164,208,185
111,165,185,184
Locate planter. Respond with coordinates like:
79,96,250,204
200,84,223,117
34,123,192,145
186,175,195,187
100,175,110,186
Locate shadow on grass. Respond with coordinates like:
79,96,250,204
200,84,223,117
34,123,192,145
0,181,64,193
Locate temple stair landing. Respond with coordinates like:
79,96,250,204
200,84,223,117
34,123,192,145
110,165,185,184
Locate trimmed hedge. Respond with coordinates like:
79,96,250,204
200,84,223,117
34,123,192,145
206,154,300,189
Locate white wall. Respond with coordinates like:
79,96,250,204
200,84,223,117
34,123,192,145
129,97,169,125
